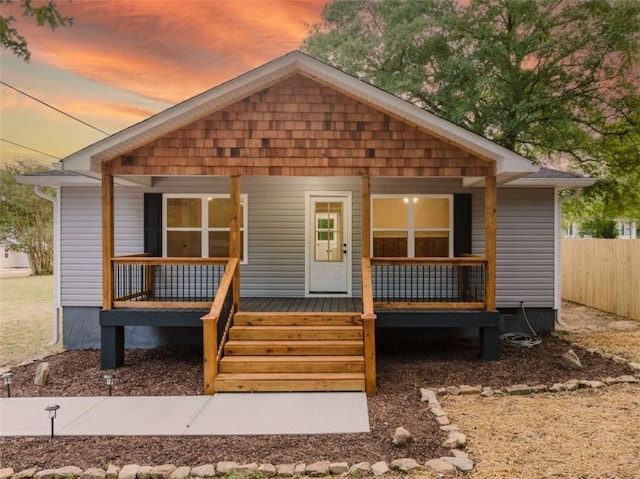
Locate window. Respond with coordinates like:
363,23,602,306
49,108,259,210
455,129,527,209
372,195,452,257
163,194,247,262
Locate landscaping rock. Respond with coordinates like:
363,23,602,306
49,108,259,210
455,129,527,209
275,465,294,477
118,465,140,479
390,458,420,472
435,415,450,426
549,382,566,393
430,406,447,417
257,465,276,478
440,424,459,432
420,388,438,405
559,349,583,370
371,462,389,476
168,467,190,479
441,456,474,472
443,431,467,449
190,465,215,479
0,469,13,479
293,464,306,475
564,379,580,391
149,466,175,479
505,384,532,395
305,461,330,477
619,375,639,383
532,384,548,393
446,386,460,395
424,459,456,474
34,470,56,479
329,462,348,475
450,450,470,459
34,362,50,385
459,384,481,395
480,387,494,397
105,465,120,479
136,466,151,479
437,387,447,396
392,426,413,446
628,362,640,371
348,462,371,475
54,467,83,479
612,356,628,364
80,469,105,479
13,468,38,479
214,463,236,477
581,380,606,389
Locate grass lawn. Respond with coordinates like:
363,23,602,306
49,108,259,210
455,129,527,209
0,274,61,369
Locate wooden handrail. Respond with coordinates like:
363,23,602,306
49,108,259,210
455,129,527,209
361,257,377,397
201,258,239,395
371,256,486,266
202,258,238,321
112,256,229,265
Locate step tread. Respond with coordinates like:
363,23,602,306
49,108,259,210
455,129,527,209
234,312,361,318
220,355,364,363
225,340,363,346
215,372,365,380
231,325,362,331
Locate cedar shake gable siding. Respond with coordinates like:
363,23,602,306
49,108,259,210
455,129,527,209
110,74,491,177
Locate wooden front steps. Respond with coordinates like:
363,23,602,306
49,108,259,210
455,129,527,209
214,312,365,392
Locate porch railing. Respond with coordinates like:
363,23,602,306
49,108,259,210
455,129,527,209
201,258,239,395
110,255,228,309
371,256,487,309
361,257,376,396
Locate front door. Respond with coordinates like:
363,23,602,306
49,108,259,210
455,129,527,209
307,194,351,295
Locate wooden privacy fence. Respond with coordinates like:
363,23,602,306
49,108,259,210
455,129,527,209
562,239,640,321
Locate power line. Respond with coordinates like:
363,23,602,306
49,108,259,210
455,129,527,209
0,80,111,136
0,137,62,160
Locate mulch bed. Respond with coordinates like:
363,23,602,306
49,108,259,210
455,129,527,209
1,334,635,470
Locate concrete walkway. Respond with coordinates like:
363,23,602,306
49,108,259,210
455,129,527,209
0,392,369,437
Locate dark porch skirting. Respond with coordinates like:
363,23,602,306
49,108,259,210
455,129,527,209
99,297,501,369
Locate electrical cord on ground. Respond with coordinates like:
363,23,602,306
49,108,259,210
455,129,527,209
499,301,542,348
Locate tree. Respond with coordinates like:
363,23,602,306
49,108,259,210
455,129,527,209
1,0,72,61
0,160,54,274
578,217,619,238
304,0,640,169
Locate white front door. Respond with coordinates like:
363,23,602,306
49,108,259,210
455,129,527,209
307,194,351,295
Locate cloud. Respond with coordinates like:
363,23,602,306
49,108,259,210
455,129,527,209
19,0,325,103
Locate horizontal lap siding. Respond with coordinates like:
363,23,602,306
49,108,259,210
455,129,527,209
61,187,144,306
473,188,555,308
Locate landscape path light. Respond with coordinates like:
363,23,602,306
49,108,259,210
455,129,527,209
103,373,114,396
1,372,13,397
45,404,60,439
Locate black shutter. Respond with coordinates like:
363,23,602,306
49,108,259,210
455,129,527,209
453,194,472,257
144,193,162,256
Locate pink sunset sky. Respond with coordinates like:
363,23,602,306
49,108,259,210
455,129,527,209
0,0,326,167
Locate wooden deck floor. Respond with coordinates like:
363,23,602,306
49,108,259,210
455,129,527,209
240,297,361,313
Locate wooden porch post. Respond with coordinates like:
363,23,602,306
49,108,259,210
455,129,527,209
361,176,376,396
102,163,114,311
230,176,241,307
361,177,371,258
485,169,497,311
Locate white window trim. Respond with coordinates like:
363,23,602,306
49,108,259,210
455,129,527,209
370,194,454,257
162,193,248,264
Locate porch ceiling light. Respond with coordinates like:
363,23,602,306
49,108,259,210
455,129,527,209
45,403,60,439
103,373,114,396
1,372,14,398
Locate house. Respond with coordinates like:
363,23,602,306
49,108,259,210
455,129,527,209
0,237,31,269
18,51,595,395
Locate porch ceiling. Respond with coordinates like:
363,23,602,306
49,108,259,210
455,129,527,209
60,51,538,182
